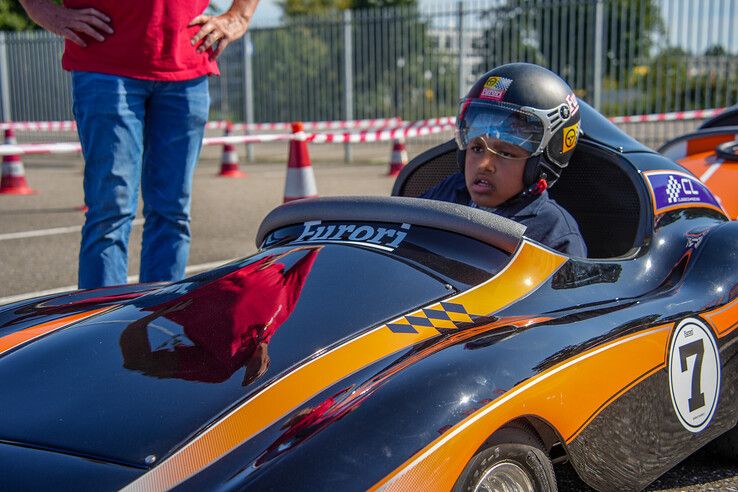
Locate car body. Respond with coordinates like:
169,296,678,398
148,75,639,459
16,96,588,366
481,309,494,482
660,104,738,220
2,102,738,491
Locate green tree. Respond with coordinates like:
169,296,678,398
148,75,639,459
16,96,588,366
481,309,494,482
251,23,342,121
274,0,457,120
0,0,44,30
278,0,412,16
704,44,728,57
479,0,664,104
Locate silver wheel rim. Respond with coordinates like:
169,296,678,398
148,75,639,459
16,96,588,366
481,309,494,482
473,460,535,492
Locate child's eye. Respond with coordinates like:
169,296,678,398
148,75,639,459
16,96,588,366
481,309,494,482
470,144,485,153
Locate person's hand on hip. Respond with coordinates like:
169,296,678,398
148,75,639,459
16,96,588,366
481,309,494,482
189,0,260,58
18,0,112,47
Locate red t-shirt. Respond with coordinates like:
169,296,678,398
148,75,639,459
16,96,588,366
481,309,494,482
61,0,219,81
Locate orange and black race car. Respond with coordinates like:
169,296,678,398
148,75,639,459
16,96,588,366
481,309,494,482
2,102,738,491
660,104,738,220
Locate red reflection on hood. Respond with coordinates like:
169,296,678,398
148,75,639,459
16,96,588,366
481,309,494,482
120,247,320,384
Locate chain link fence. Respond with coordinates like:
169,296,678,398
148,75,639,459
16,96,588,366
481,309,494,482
0,0,736,149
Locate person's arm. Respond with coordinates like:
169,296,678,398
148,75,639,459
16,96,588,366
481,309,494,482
18,0,112,47
189,0,260,58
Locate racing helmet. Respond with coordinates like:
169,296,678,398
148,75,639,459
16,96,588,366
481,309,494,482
455,63,581,188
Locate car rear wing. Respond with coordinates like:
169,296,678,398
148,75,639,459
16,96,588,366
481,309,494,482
256,196,526,254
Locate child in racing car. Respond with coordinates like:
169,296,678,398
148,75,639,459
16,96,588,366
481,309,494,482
422,63,587,257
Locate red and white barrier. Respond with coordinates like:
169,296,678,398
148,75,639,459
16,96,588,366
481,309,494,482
608,108,725,124
304,123,455,144
231,117,403,132
0,120,229,132
0,106,727,135
0,125,452,156
0,142,82,156
1,105,729,157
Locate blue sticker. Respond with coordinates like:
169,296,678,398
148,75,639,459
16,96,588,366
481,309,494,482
645,171,722,214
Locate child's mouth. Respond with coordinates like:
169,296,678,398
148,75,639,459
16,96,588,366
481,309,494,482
471,176,494,193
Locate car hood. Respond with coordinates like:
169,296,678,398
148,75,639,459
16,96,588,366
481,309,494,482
0,246,451,468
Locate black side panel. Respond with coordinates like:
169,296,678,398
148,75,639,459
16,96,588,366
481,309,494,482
0,443,142,490
549,144,644,258
391,139,458,197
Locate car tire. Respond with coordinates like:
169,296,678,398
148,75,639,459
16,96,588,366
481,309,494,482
453,423,558,492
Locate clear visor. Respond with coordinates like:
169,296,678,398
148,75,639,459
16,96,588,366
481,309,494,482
455,100,545,155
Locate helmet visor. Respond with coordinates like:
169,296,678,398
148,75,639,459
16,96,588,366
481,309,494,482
455,100,545,155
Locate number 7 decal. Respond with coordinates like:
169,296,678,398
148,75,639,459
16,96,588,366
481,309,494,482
668,318,720,433
678,339,705,412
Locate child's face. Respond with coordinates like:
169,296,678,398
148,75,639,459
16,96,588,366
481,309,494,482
464,136,529,208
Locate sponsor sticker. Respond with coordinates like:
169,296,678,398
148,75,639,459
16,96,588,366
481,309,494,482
480,76,513,101
668,318,720,433
644,170,723,215
566,93,579,116
293,221,411,251
562,122,579,153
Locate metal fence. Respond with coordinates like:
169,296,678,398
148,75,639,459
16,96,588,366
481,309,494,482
0,0,736,149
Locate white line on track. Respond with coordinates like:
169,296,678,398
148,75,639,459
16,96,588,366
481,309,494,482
0,258,236,306
0,218,145,241
700,163,722,183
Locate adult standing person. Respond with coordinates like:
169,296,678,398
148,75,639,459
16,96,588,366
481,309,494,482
18,0,260,288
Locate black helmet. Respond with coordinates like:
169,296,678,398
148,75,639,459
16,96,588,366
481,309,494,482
456,63,581,188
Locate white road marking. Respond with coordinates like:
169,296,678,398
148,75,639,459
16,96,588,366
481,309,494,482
700,163,722,183
0,258,236,305
0,218,145,241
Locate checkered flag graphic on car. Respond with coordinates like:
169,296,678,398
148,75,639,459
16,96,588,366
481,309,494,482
665,175,682,204
387,301,482,334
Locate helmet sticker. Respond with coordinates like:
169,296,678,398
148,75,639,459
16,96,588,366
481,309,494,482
566,94,579,116
668,317,720,433
562,122,579,153
480,76,513,101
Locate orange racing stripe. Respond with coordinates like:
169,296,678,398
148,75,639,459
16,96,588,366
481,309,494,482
703,296,738,338
372,324,674,491
121,242,566,491
0,306,115,356
374,300,738,492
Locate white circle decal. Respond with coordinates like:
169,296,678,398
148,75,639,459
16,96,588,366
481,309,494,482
668,318,720,433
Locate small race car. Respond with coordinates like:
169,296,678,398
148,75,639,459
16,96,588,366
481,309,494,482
660,104,738,220
2,101,738,491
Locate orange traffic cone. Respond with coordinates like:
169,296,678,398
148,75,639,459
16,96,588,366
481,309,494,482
218,122,246,178
0,128,35,195
387,137,408,176
283,122,318,203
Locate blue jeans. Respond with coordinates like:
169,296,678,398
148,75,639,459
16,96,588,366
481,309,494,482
72,72,210,289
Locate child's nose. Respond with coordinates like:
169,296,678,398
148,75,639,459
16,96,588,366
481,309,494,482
479,154,497,173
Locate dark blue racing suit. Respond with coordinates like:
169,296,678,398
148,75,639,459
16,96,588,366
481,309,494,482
421,173,587,257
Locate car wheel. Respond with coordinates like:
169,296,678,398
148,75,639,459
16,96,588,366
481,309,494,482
454,423,557,492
